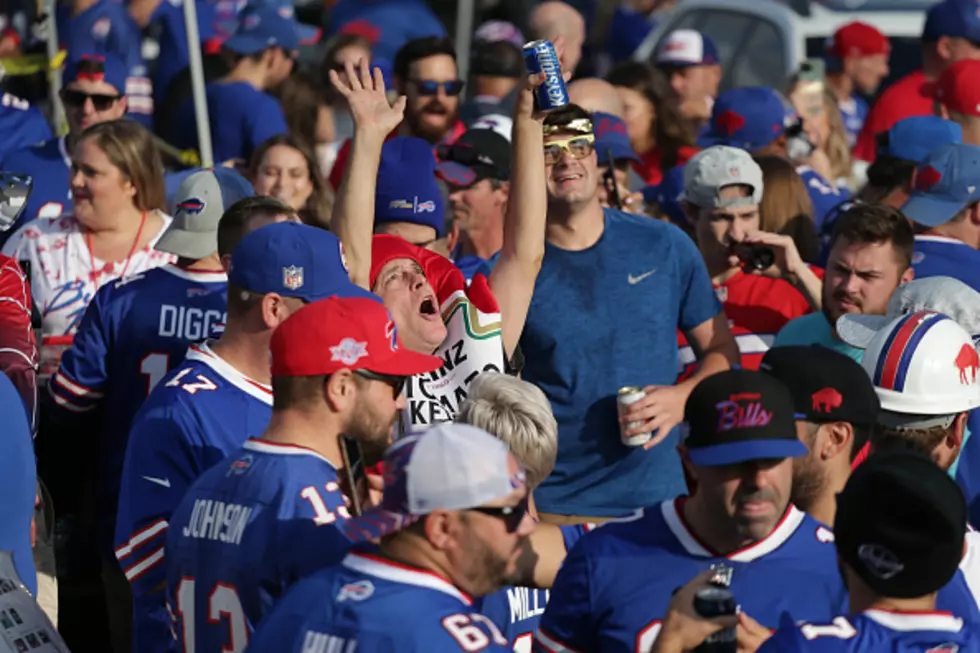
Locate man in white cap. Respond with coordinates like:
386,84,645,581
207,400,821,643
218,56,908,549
655,29,722,127
678,145,819,375
246,423,534,651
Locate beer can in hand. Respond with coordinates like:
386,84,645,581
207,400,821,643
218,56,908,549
618,386,652,447
522,40,569,111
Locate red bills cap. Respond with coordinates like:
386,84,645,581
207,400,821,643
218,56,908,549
932,59,980,118
271,296,442,377
826,22,890,59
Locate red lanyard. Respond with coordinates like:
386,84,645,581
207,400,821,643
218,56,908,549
85,210,148,281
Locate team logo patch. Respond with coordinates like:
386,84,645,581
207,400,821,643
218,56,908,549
954,343,979,385
283,266,304,290
926,644,959,653
337,580,374,602
714,110,745,137
330,338,368,365
227,454,253,476
857,542,904,580
92,17,111,39
811,387,842,413
415,199,436,213
715,392,772,432
389,199,413,210
176,197,205,215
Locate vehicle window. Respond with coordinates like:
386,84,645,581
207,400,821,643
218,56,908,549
805,35,922,96
733,19,786,88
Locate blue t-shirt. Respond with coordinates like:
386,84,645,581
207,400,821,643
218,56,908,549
838,96,869,150
520,208,721,516
325,0,446,62
0,372,36,596
797,166,849,232
0,137,71,240
0,94,52,163
774,313,864,362
911,235,980,292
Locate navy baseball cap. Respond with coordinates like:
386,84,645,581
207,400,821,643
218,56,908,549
223,6,301,55
266,0,320,45
699,87,786,152
593,112,640,164
923,0,980,43
879,116,962,164
228,222,378,302
900,142,980,227
376,137,444,237
63,53,128,94
683,369,807,467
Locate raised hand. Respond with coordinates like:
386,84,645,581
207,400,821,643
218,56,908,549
514,36,574,123
329,58,406,136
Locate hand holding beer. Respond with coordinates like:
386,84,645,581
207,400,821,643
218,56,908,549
515,35,572,123
618,384,689,450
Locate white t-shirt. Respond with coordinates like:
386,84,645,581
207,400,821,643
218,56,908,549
1,212,175,339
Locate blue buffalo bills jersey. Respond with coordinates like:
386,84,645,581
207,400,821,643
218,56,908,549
47,266,227,549
797,166,849,231
61,0,153,124
534,500,846,653
166,438,352,653
838,96,869,149
911,235,980,292
0,94,52,159
115,342,271,653
759,610,980,652
246,550,512,652
0,137,72,235
478,523,594,652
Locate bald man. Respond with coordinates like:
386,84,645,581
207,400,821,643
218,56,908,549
568,78,624,117
529,1,586,75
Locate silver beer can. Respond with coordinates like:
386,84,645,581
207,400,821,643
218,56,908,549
617,386,652,447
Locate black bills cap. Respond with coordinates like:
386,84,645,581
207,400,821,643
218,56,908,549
683,369,807,466
835,450,966,598
759,345,881,426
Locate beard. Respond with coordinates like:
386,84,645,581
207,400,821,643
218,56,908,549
791,453,825,513
407,99,457,143
345,395,397,466
459,526,531,596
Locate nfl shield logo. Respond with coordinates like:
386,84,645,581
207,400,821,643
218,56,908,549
283,266,304,290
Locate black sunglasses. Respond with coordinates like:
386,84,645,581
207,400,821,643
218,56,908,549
61,89,123,111
437,142,506,178
410,79,464,96
354,369,408,398
469,494,529,533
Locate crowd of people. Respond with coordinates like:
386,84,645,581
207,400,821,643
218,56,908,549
3,0,980,651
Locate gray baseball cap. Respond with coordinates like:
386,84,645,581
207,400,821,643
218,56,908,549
157,168,255,259
837,276,980,349
680,145,763,210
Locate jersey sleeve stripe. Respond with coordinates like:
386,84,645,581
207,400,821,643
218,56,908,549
122,545,164,582
115,519,168,559
533,627,585,653
47,386,95,413
51,370,104,398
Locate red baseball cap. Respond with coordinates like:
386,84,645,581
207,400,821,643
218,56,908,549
271,296,443,377
826,22,890,58
932,59,980,118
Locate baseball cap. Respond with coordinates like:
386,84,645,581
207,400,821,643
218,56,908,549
642,164,686,226
435,129,511,187
338,423,525,542
473,20,525,48
63,53,127,94
470,114,513,142
157,168,255,259
228,222,377,302
699,87,786,152
683,369,807,466
838,276,980,350
267,0,320,46
376,137,444,237
825,22,890,60
759,346,881,426
223,6,300,55
655,30,719,68
877,116,962,164
271,296,442,377
923,0,980,43
900,142,980,227
835,450,966,598
680,145,763,210
592,112,640,164
932,59,980,118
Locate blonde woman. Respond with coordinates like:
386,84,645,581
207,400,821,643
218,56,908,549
3,119,173,373
755,155,820,264
820,89,855,190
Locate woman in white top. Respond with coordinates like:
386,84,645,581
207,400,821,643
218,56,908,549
2,119,175,374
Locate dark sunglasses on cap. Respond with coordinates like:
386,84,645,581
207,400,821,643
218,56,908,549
61,89,123,111
410,79,465,97
354,369,408,398
469,494,530,533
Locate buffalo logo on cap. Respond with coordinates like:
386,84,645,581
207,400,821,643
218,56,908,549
596,117,627,137
282,265,304,290
914,165,942,191
176,198,205,215
415,199,436,213
811,387,843,413
714,110,746,137
330,338,368,366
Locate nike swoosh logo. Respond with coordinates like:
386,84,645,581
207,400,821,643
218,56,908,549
142,475,171,488
628,269,657,285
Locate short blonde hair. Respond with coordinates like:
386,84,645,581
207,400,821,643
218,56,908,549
78,119,166,212
455,373,558,490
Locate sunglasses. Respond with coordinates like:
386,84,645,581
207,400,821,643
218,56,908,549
543,134,595,166
437,142,505,180
410,79,465,96
354,369,408,398
469,494,530,533
61,89,123,111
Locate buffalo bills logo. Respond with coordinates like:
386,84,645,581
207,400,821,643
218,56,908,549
914,165,942,191
715,393,772,432
416,200,436,213
714,110,745,137
337,580,375,602
811,387,842,413
596,117,628,138
339,19,380,44
176,198,205,215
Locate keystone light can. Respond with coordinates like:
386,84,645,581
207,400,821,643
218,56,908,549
522,40,569,111
617,386,652,447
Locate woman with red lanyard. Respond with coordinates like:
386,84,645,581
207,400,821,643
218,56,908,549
606,61,700,186
2,119,174,379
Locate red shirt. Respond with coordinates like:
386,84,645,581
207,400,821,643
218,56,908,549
0,255,37,431
327,120,467,190
632,145,699,186
677,270,811,379
853,70,935,163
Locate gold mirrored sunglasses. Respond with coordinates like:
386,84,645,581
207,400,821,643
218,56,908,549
543,134,596,165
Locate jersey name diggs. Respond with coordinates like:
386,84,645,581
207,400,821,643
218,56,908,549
180,499,252,545
158,305,226,340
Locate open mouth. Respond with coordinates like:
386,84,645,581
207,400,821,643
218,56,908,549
555,172,583,184
419,297,438,318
